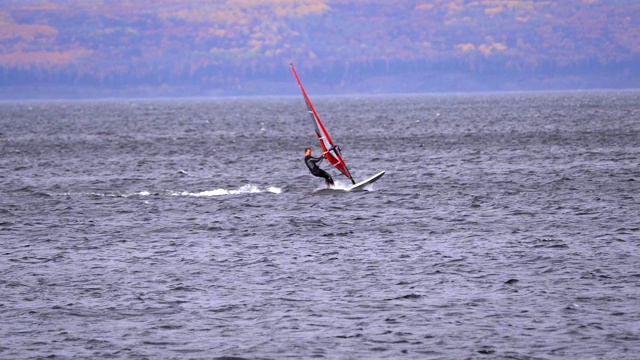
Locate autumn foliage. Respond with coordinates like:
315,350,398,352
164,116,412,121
0,0,638,90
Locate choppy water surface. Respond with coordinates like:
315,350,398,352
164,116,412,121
1,91,639,359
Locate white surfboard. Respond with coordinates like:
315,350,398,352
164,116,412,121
345,171,385,192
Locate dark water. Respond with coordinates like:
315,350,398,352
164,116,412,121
1,91,639,359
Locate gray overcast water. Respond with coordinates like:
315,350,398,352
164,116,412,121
1,91,639,359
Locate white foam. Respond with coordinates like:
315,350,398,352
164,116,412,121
330,181,350,191
50,185,282,198
173,184,282,197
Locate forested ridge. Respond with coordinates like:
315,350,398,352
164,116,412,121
1,0,638,96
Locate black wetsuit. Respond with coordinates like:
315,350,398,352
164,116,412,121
305,155,334,185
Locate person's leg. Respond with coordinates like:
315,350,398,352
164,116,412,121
320,169,334,186
327,174,334,186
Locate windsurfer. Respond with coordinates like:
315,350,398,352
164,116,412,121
304,148,335,187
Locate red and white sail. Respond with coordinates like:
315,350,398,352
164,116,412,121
291,63,355,184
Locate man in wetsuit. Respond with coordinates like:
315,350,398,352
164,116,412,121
304,148,335,186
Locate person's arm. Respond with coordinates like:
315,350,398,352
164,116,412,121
308,155,324,164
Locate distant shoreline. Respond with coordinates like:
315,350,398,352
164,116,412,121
1,73,638,101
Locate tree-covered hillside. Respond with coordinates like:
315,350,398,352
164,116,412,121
1,0,638,96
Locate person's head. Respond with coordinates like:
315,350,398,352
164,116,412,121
304,148,312,156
